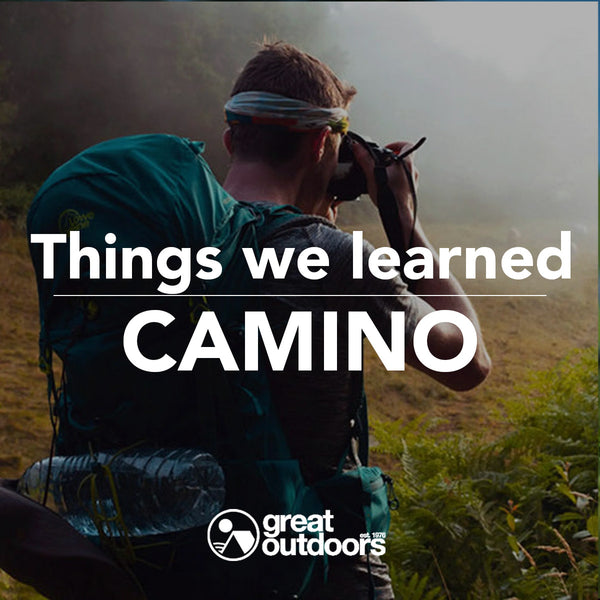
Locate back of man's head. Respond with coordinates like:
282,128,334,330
229,42,356,167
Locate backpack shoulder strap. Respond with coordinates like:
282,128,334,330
237,201,335,247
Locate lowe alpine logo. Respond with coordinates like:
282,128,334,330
207,509,386,561
58,209,94,234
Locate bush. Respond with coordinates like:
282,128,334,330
374,348,598,600
0,183,38,231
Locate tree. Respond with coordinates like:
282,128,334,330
0,3,334,184
0,60,16,175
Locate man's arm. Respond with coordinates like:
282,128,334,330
352,140,491,391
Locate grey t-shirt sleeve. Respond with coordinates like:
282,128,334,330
264,219,428,340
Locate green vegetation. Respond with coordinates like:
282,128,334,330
374,349,598,600
0,572,44,600
2,219,597,598
0,3,337,185
0,59,17,176
1,206,597,598
0,184,37,232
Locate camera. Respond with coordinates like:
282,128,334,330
327,131,398,202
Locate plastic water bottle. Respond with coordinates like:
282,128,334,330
17,448,226,537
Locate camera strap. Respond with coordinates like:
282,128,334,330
373,162,418,292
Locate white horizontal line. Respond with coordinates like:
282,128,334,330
53,294,547,298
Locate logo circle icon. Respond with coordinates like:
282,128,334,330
207,509,260,561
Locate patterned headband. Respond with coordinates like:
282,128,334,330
224,91,349,134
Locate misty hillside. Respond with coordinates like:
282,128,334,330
0,2,596,234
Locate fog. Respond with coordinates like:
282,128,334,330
328,2,597,231
2,2,597,240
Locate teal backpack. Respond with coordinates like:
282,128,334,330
26,134,392,599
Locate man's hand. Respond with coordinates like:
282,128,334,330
350,137,492,391
351,140,419,225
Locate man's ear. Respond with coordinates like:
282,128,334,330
223,128,233,155
311,126,332,163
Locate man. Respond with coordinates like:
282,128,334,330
21,41,490,600
220,41,491,599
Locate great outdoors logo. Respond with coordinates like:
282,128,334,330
207,509,261,561
207,508,386,561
